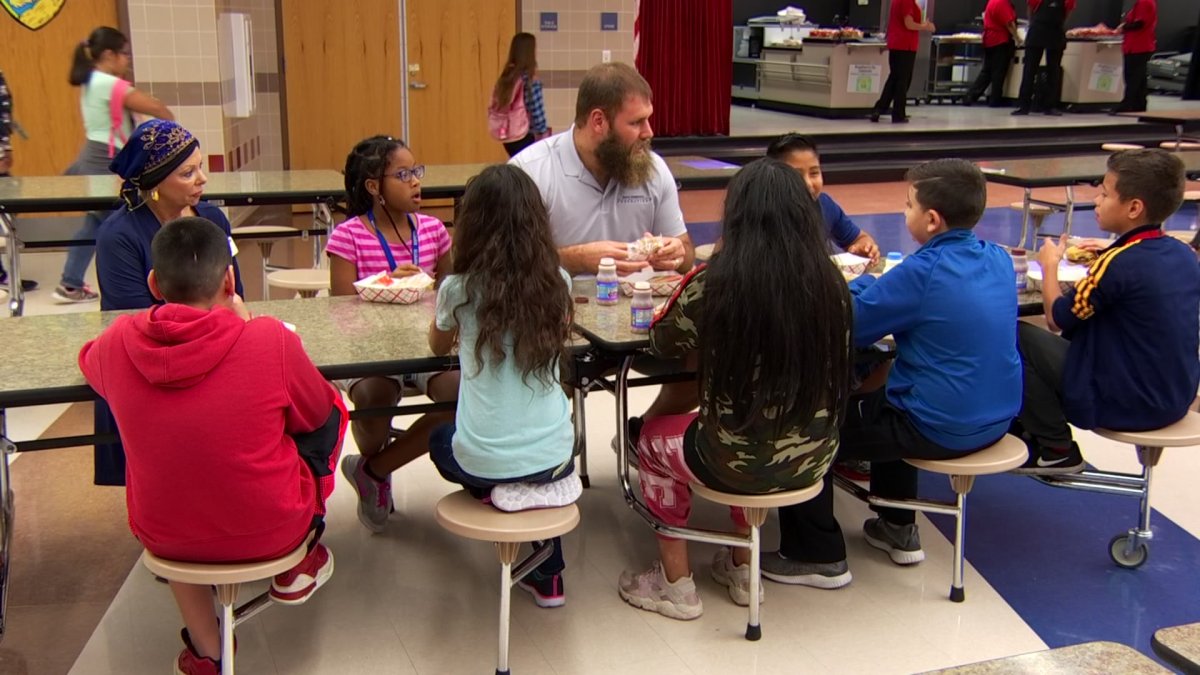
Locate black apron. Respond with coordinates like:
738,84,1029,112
1025,0,1068,48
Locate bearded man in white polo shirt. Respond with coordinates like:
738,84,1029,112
511,62,697,434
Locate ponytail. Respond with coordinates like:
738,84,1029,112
70,26,128,87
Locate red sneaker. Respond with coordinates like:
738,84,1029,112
175,629,220,675
269,543,334,605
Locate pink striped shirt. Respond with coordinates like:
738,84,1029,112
325,213,451,280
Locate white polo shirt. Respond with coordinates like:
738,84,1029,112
510,127,687,248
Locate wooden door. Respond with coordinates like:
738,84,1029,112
405,0,515,164
279,0,403,170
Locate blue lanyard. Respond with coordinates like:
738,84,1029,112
365,210,419,271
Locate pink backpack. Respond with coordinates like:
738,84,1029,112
487,77,529,142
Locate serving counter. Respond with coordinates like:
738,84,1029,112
1004,38,1125,109
758,41,888,117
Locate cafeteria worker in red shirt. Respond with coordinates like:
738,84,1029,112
966,0,1021,107
871,0,936,124
1014,0,1075,116
1114,0,1157,113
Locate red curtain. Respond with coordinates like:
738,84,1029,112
634,0,731,137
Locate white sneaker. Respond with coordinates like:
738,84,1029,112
618,561,703,621
710,547,764,607
491,474,582,512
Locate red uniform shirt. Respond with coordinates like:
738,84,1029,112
1122,0,1157,54
887,0,923,52
982,0,1017,48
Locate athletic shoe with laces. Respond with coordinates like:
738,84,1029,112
863,517,925,565
618,561,703,620
759,551,852,589
491,474,582,512
1011,440,1085,476
52,284,99,303
0,274,38,293
710,546,763,606
175,628,220,675
270,543,334,605
340,455,391,533
517,571,566,608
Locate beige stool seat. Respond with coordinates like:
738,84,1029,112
1010,202,1053,215
689,480,823,640
1161,141,1200,151
267,268,329,299
435,491,580,674
1009,202,1054,248
1184,191,1200,202
1164,230,1196,245
1096,412,1200,447
142,537,310,675
907,435,1029,475
1101,142,1144,152
694,243,715,263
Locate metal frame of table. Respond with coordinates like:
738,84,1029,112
1118,110,1200,148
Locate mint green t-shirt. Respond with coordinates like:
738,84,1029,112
81,70,134,149
435,270,575,479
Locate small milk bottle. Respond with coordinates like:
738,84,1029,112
596,257,619,305
883,251,903,273
1012,248,1029,291
630,282,654,334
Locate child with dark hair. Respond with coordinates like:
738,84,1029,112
1015,149,1200,473
80,217,346,675
765,158,1021,588
766,133,880,263
429,164,581,608
618,159,853,620
325,135,458,534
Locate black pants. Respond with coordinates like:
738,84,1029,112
1119,52,1152,113
503,133,535,158
968,42,1016,106
874,50,917,120
1015,321,1073,448
776,389,997,563
1017,43,1065,112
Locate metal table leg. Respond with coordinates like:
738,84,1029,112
0,407,15,642
0,213,23,317
1020,189,1032,249
1063,185,1076,238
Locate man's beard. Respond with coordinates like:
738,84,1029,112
595,132,654,187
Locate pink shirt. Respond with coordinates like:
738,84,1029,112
325,213,451,280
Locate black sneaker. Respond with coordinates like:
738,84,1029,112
0,274,37,292
863,517,925,565
517,571,565,608
760,552,852,589
1011,441,1085,476
1011,108,1030,116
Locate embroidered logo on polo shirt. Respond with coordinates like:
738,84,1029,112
617,195,653,205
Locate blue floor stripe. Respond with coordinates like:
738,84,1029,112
918,470,1200,664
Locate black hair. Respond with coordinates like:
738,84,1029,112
765,133,820,161
1107,149,1186,225
904,159,987,230
343,135,408,216
151,217,233,304
700,158,853,437
70,26,127,86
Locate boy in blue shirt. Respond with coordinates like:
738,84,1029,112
766,134,880,263
763,159,1022,588
1014,149,1199,473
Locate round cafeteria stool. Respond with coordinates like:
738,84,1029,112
1009,202,1054,247
231,225,297,300
1093,411,1200,569
141,537,310,675
690,480,823,640
1184,191,1200,202
1164,230,1195,245
1160,141,1200,152
266,268,328,299
435,491,580,675
1101,143,1143,152
694,243,715,263
905,434,1028,602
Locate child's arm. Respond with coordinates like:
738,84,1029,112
847,262,926,347
430,274,461,356
429,322,457,356
329,255,359,296
280,328,342,435
649,267,703,358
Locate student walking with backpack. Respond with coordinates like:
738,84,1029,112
489,33,549,157
57,26,173,303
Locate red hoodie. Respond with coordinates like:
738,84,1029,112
79,304,342,562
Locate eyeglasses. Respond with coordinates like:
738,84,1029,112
384,165,425,183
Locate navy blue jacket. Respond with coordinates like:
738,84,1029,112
849,229,1022,450
819,193,862,250
1054,225,1200,431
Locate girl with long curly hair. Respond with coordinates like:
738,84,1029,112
428,164,581,608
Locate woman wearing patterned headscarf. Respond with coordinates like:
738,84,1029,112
90,119,243,486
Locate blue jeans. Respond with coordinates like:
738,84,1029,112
59,211,103,289
429,423,571,576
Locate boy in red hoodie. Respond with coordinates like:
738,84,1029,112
79,217,347,675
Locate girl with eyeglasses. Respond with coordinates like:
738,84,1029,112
327,134,458,534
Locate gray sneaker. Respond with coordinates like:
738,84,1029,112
340,455,391,533
759,551,852,589
862,517,925,565
52,284,99,303
618,561,703,621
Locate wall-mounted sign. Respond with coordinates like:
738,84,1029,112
1,0,66,31
601,12,618,31
540,12,558,32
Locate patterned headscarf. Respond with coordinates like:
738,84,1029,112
109,119,200,209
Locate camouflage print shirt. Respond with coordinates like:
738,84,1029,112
648,266,839,494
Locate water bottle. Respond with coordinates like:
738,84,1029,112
596,257,619,305
883,251,903,273
1012,248,1029,291
631,282,654,333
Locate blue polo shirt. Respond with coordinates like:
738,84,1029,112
819,193,863,250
